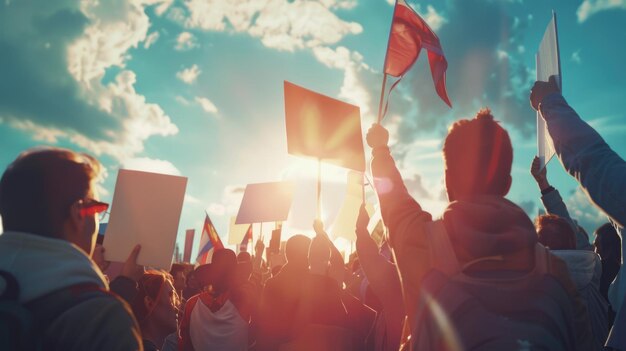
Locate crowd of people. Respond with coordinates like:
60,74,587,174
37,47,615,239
0,76,624,350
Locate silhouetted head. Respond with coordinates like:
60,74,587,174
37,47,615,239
534,214,576,250
210,249,237,295
308,236,331,275
285,234,312,267
0,147,104,255
237,251,251,263
169,263,188,295
131,271,179,337
594,223,621,262
443,109,512,201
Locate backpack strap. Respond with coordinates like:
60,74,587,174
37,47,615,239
533,243,550,275
27,283,112,334
426,220,460,276
179,294,200,351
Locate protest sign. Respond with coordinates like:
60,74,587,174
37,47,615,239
183,229,195,263
228,216,251,244
284,81,365,172
536,11,561,170
331,172,374,241
103,169,187,270
235,181,294,224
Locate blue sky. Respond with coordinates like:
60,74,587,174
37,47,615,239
1,0,625,260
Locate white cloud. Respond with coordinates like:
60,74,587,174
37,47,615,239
565,187,608,234
153,0,174,16
185,194,202,205
207,203,226,217
184,0,362,52
8,119,65,143
123,157,181,176
175,95,192,105
144,31,160,49
577,0,626,22
320,0,357,9
194,96,219,115
174,31,198,51
176,64,201,84
60,0,178,161
420,5,447,31
571,50,582,64
312,46,379,121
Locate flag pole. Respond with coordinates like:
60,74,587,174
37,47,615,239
317,158,322,220
377,74,388,123
377,0,398,123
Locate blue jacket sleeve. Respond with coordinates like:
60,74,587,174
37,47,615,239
539,93,626,228
541,188,593,250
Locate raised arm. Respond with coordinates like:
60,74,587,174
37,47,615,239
531,76,626,228
366,123,433,332
354,205,403,311
530,156,592,250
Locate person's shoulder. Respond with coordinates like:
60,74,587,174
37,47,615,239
49,291,142,350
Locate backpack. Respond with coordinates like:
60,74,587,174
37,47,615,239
411,221,577,351
0,269,112,351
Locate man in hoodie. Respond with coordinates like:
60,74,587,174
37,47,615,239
366,109,594,350
535,214,608,349
0,147,142,350
530,155,608,348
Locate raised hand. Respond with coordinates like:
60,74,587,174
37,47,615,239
356,204,370,234
121,244,145,282
530,75,560,111
366,123,389,149
530,156,550,191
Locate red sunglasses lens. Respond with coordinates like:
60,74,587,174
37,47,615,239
81,202,109,216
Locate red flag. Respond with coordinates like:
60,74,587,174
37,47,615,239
196,213,224,264
384,0,451,107
239,224,253,252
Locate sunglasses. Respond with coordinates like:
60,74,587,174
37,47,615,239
80,199,109,220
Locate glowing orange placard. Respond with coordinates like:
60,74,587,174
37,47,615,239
284,81,365,172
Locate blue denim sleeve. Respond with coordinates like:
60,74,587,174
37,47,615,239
540,93,626,228
541,188,593,250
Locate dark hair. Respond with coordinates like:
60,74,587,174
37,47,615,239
131,270,174,322
285,235,311,266
443,109,513,199
594,223,621,262
0,147,101,238
534,214,576,250
210,249,237,295
170,263,190,278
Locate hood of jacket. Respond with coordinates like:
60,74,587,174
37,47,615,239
0,231,108,303
442,195,538,270
552,250,602,290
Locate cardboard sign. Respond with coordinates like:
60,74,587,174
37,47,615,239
284,81,365,172
103,169,187,270
183,229,195,263
331,172,374,241
228,216,253,244
235,181,294,224
536,12,561,170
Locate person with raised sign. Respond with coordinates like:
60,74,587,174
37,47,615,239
531,75,626,350
366,110,593,350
